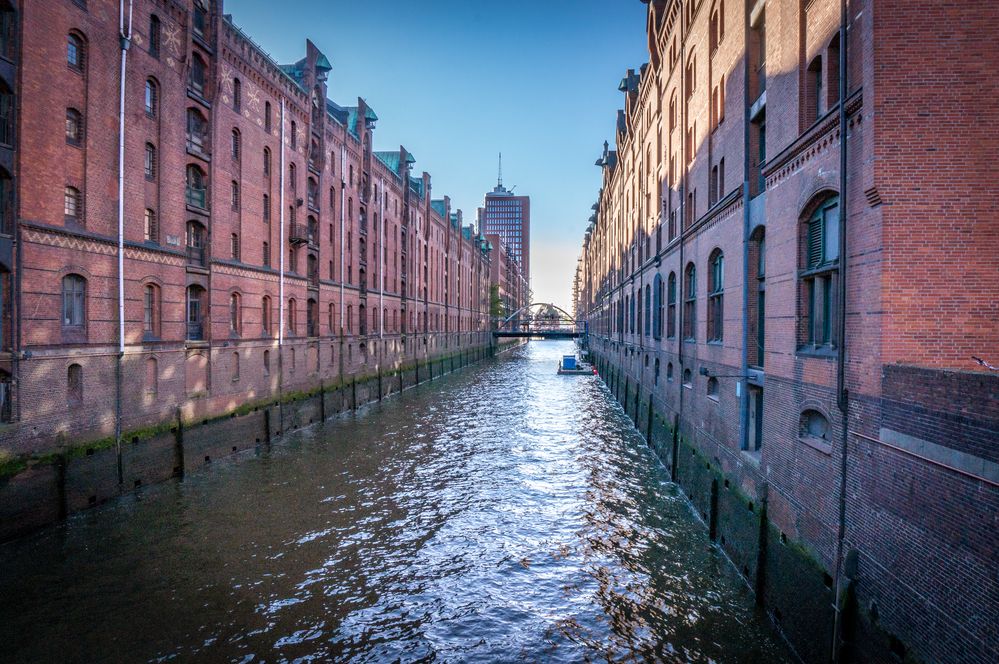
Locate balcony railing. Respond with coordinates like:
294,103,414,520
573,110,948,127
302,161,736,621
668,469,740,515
186,185,207,209
0,116,13,148
186,245,206,267
289,222,315,245
186,321,204,341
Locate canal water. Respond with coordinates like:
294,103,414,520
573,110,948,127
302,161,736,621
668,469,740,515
0,341,790,663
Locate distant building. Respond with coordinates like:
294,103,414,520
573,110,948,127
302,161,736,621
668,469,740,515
478,159,530,290
485,233,528,329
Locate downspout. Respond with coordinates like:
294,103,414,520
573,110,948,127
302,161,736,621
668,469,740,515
339,145,345,379
831,0,850,660
379,177,384,340
339,146,345,333
277,98,286,424
115,0,133,485
739,0,753,453
676,35,687,442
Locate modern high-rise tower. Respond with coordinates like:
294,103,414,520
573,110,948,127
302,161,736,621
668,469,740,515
478,155,530,290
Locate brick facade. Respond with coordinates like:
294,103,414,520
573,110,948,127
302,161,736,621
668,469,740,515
575,1,999,662
0,0,497,459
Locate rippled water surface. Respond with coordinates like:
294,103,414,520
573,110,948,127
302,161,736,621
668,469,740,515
0,341,789,663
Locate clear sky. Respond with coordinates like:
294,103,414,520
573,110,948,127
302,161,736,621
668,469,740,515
230,0,649,310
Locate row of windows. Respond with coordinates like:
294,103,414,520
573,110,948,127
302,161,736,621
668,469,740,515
610,193,839,352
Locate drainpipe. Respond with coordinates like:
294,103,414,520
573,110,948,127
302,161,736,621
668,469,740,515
739,0,753,454
379,177,384,340
676,35,687,442
277,98,286,424
115,0,133,485
339,146,345,334
831,0,850,660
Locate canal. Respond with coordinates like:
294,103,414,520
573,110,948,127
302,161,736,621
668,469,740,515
0,340,790,663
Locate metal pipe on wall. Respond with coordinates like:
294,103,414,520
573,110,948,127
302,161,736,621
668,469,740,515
832,0,851,659
115,0,134,485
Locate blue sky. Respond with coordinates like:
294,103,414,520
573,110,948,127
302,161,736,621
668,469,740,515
230,0,649,309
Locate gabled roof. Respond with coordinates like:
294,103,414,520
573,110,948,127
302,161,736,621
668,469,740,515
374,151,402,175
431,199,447,217
409,176,425,199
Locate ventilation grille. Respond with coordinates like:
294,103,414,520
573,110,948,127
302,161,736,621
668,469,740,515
865,187,883,207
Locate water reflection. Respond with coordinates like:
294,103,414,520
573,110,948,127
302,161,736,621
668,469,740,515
0,340,788,663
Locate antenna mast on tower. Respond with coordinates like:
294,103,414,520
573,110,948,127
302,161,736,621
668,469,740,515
497,152,503,188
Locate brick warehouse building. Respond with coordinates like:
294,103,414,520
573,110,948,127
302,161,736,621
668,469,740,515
575,1,998,662
0,0,498,458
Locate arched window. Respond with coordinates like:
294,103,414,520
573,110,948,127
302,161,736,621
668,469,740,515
62,274,86,327
800,409,831,442
667,362,674,382
233,78,241,113
0,168,13,234
67,364,83,406
290,120,297,150
232,351,240,382
289,163,297,193
262,194,271,224
749,226,766,367
653,273,664,339
231,128,240,160
144,143,156,180
143,283,160,337
0,80,12,147
263,349,271,376
143,209,158,242
644,283,652,336
636,289,642,337
67,33,85,71
230,180,240,210
265,101,272,133
144,79,157,116
806,56,823,126
192,0,208,40
287,298,297,335
189,53,206,97
307,298,318,337
262,295,272,333
800,194,839,348
667,272,677,338
328,303,334,333
148,15,161,58
347,304,353,333
708,249,724,342
263,147,271,178
683,262,696,341
185,165,207,209
65,108,83,145
827,34,841,108
654,358,660,385
186,108,208,153
186,220,206,265
359,303,367,335
186,285,206,340
64,186,82,224
707,376,719,399
229,292,241,334
145,357,158,394
307,178,318,209
709,1,724,53
682,367,692,387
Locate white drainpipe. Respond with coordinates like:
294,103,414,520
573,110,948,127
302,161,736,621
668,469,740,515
279,99,286,347
115,0,133,482
379,177,385,339
340,146,345,332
